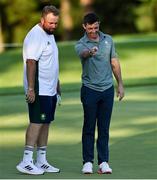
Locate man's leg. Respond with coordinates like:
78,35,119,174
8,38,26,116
16,123,44,175
82,103,97,163
81,86,99,164
37,124,49,147
16,94,47,175
35,124,60,173
36,96,54,164
22,123,43,162
26,123,43,146
96,86,114,164
36,124,49,163
22,123,42,162
35,95,59,173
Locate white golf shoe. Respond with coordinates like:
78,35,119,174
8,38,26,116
98,162,112,174
16,160,44,175
35,161,60,173
82,162,93,174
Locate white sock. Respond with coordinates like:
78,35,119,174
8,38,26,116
37,146,47,163
23,145,34,162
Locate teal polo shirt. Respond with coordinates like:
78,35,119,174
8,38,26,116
75,31,118,92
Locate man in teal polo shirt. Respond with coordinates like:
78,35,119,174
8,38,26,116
75,13,124,174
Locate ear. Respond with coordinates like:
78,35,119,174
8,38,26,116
82,24,86,30
41,17,44,25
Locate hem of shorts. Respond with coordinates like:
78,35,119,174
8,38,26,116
30,120,54,124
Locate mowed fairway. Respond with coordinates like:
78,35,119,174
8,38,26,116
0,34,157,178
0,85,157,179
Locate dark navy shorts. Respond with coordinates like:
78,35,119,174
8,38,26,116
28,95,57,124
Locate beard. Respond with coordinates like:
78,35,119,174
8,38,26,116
43,26,55,35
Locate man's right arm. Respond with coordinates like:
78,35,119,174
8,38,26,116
80,50,92,59
26,59,36,103
75,42,98,59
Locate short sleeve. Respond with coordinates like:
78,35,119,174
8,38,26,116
23,31,44,61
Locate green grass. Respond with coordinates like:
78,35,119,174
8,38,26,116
0,85,157,178
0,34,157,178
0,34,157,94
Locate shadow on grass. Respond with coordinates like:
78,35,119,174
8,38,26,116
0,91,156,142
0,48,22,73
0,85,157,178
0,96,156,129
109,129,157,179
0,130,156,179
0,76,157,96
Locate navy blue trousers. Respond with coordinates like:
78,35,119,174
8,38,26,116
81,85,114,164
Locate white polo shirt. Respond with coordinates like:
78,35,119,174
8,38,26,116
23,24,59,96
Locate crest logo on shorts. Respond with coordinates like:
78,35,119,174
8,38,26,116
41,113,46,121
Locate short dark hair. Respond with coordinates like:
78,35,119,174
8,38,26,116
42,5,60,17
83,13,99,25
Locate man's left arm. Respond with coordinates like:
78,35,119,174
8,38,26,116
111,58,124,101
57,79,61,95
56,79,61,106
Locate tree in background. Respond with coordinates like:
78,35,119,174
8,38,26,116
135,0,157,32
60,0,73,40
80,0,94,14
0,18,4,52
0,0,39,45
93,0,142,34
0,0,157,48
152,0,157,31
